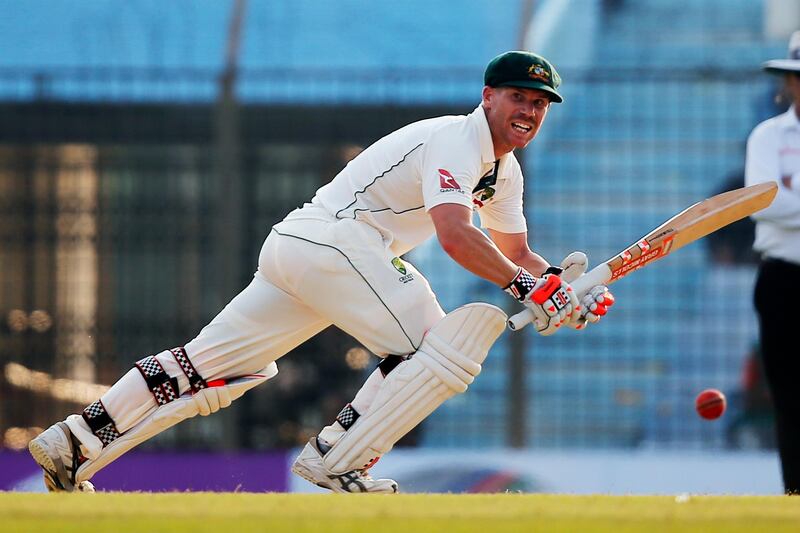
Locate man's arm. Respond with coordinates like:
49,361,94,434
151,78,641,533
486,227,550,276
430,203,589,335
429,203,520,287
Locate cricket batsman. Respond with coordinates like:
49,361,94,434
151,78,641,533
29,51,615,493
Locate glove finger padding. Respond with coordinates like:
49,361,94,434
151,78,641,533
566,286,615,330
581,285,615,323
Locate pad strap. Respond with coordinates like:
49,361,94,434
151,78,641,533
336,404,360,430
82,399,121,447
135,356,180,406
74,366,277,483
169,347,207,392
377,354,405,377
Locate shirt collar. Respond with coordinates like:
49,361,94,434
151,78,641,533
777,105,800,131
471,105,499,164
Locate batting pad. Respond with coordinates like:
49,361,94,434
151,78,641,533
323,303,506,473
71,364,277,482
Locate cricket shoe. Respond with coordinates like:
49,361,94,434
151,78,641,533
28,422,95,493
291,437,398,494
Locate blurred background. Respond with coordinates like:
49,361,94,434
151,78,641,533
0,0,794,493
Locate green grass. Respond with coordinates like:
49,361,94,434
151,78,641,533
2,493,799,533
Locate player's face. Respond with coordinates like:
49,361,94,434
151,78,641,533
482,86,551,157
788,73,800,105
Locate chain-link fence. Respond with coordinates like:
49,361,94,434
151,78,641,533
0,66,780,452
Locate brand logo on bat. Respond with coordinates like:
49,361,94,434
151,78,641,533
611,236,674,281
648,228,676,242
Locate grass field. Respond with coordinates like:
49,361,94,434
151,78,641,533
2,493,800,532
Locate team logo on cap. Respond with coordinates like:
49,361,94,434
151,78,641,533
527,64,551,83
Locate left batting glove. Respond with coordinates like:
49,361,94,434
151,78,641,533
504,267,580,336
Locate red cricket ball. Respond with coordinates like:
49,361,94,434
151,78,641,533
695,388,726,420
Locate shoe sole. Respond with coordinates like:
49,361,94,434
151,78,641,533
291,462,337,491
28,439,63,492
291,461,397,494
28,439,58,475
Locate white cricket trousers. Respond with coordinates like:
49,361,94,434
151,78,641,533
187,202,446,375
100,203,445,436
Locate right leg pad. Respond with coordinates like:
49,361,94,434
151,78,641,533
322,303,507,473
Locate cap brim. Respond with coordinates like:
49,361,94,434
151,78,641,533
496,80,563,103
763,59,800,74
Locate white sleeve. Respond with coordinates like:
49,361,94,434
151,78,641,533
745,123,800,228
421,134,479,212
477,174,527,233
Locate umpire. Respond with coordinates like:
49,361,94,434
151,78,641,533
746,31,800,495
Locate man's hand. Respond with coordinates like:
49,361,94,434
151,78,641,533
577,285,615,326
504,267,579,335
557,251,615,330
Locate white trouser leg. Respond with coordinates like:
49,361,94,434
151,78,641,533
268,211,446,357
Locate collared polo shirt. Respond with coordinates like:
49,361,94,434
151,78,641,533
745,105,800,264
313,105,527,255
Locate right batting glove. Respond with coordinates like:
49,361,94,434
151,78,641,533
504,267,580,336
557,251,615,330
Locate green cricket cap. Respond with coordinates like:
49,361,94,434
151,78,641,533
484,51,563,103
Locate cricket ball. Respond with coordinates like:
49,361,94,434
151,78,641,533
695,388,726,420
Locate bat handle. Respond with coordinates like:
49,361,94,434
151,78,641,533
507,308,535,331
569,263,613,298
506,264,613,331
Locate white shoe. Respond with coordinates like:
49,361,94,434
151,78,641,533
28,422,95,493
291,438,398,493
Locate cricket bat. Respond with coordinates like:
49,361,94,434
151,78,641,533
507,181,778,331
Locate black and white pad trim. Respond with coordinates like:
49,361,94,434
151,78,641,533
82,399,121,446
169,347,207,392
135,355,180,406
335,404,360,430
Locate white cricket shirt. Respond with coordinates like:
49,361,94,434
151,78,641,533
313,105,527,255
745,105,800,264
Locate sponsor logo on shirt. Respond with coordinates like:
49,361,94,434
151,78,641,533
471,163,499,209
392,257,414,283
472,186,495,208
438,168,461,191
391,257,407,275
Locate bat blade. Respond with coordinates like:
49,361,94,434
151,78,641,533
508,181,778,331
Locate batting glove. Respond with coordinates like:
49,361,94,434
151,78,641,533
504,267,580,336
557,251,616,330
